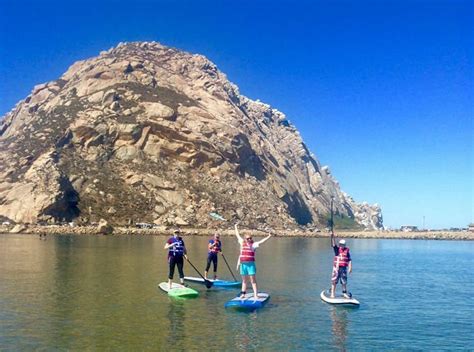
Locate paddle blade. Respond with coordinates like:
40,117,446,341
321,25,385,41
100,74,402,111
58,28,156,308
205,280,213,289
209,212,226,221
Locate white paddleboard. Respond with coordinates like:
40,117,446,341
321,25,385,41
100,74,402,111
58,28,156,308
320,290,360,306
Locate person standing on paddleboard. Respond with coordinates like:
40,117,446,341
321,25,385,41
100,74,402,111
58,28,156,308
205,233,222,280
234,223,271,300
330,233,352,298
164,229,188,289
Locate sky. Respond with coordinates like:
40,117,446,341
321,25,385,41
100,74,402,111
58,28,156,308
0,0,472,229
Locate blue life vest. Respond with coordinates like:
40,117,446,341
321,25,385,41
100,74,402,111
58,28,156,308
168,237,185,257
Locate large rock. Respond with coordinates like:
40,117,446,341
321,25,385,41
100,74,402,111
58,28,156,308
97,219,113,235
0,41,383,229
10,224,27,233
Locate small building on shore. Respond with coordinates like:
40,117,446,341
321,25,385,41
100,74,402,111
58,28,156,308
469,224,474,232
401,225,418,232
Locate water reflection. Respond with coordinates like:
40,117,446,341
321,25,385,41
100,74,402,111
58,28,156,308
165,300,186,348
232,311,259,351
330,307,349,351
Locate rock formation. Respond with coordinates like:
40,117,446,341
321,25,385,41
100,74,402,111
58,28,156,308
0,42,383,230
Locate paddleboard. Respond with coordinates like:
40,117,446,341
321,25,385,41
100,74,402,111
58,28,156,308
224,292,270,310
320,290,360,306
158,282,199,298
184,276,241,288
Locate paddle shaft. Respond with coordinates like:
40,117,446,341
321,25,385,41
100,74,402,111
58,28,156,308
221,253,237,281
330,197,334,236
185,257,213,288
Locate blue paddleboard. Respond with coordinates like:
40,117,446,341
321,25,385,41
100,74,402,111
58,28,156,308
184,276,241,288
224,292,270,310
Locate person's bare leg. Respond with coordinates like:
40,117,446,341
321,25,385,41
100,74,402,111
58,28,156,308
168,278,172,290
330,283,336,298
241,276,248,298
250,275,258,300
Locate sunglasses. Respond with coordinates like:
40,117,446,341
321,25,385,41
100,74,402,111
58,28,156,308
245,237,253,241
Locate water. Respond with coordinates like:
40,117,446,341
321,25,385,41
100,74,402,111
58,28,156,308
0,234,473,350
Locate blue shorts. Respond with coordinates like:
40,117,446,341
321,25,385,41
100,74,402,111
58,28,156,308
240,262,256,276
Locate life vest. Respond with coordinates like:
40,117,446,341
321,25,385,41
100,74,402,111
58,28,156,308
333,247,350,267
169,237,185,257
239,241,255,262
208,239,221,254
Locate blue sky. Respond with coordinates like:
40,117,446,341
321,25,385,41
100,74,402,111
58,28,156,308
0,0,472,229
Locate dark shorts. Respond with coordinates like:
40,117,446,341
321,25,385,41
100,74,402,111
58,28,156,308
331,266,348,285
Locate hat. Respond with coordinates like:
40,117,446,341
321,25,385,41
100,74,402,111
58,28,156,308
173,229,180,234
339,239,346,245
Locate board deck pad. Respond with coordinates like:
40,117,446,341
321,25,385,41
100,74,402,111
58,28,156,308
184,276,241,288
158,282,199,298
320,290,360,305
224,292,270,310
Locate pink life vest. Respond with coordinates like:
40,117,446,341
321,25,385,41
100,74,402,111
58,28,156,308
239,241,255,262
333,247,350,267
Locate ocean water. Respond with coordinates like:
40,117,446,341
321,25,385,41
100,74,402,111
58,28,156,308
0,234,472,351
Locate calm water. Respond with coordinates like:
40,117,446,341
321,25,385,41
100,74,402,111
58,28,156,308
0,234,473,351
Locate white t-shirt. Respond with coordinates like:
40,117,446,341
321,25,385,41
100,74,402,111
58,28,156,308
238,237,259,250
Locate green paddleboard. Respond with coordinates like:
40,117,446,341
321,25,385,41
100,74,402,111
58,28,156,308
158,282,199,298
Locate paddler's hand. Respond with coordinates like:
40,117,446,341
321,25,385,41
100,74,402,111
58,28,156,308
184,254,188,260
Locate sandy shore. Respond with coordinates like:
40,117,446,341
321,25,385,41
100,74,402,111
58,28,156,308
1,224,472,241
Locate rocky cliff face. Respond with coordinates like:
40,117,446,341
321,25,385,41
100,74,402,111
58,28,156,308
0,42,383,230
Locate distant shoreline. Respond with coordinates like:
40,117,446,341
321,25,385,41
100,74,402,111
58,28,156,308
1,225,473,241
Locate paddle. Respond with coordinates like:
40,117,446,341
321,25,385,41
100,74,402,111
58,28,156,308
185,257,213,289
209,212,226,221
330,196,335,236
221,253,238,282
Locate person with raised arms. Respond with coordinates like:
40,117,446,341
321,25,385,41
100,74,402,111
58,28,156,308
330,232,352,298
164,229,188,289
204,232,222,280
234,223,271,300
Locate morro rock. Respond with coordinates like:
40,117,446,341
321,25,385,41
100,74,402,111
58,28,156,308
0,42,383,230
